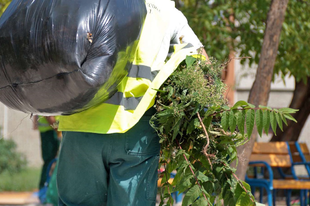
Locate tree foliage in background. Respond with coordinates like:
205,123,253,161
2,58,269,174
177,0,310,81
0,138,27,174
178,0,310,136
269,0,310,142
176,0,310,178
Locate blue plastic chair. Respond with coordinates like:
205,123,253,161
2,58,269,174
245,161,274,206
246,142,310,206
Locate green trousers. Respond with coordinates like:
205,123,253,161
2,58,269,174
57,111,160,206
46,162,59,206
39,130,59,189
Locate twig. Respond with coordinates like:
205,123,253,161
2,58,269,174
196,112,215,169
210,106,271,116
222,162,255,203
177,141,211,206
220,56,251,68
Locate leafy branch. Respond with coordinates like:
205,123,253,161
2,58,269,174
207,101,298,138
151,56,297,206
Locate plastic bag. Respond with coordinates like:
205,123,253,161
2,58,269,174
0,0,146,115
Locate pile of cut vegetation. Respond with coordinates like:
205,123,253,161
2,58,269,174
152,56,296,206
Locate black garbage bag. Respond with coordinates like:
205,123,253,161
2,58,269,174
0,0,146,115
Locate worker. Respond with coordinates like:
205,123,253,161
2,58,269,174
56,0,209,205
32,116,60,193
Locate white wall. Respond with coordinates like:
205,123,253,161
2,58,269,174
234,59,310,141
0,103,42,167
234,60,296,142
234,59,310,175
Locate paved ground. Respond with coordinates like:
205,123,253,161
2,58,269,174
0,192,183,206
0,192,40,205
0,191,301,206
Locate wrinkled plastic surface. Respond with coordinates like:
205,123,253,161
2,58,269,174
0,0,146,115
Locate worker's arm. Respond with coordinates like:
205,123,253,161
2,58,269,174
171,8,209,61
45,116,56,126
46,116,62,139
198,47,209,61
32,115,39,130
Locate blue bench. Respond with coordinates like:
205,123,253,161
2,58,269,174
245,142,310,206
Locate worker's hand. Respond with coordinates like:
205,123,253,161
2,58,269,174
197,47,210,64
45,116,59,131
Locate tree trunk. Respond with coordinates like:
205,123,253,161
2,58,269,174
270,78,310,142
235,0,289,180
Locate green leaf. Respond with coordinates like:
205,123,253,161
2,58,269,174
203,116,212,130
275,112,283,131
236,110,245,136
186,119,196,135
235,192,255,206
241,181,252,192
263,110,270,135
278,108,299,114
203,181,214,195
185,56,196,67
168,86,174,98
255,109,263,137
196,171,210,183
246,109,255,138
182,185,200,206
172,119,182,141
222,182,233,203
229,110,237,132
247,103,256,108
221,111,229,132
192,197,210,206
281,113,288,126
231,100,248,109
175,173,193,194
234,182,245,201
205,109,215,117
283,113,297,123
270,112,277,135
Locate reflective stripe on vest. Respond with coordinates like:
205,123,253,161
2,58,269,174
37,116,53,133
58,0,201,134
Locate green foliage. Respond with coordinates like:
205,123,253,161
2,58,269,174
152,56,297,205
0,138,28,174
275,0,310,82
179,0,232,60
178,0,310,82
220,103,298,138
0,167,40,192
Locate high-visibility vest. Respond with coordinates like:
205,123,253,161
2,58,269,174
58,0,201,134
38,116,60,133
37,116,54,133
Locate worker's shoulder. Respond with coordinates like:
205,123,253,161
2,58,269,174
144,0,186,22
145,0,175,12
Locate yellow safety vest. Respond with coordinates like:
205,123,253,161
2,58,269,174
58,0,201,134
37,116,54,133
38,116,60,132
